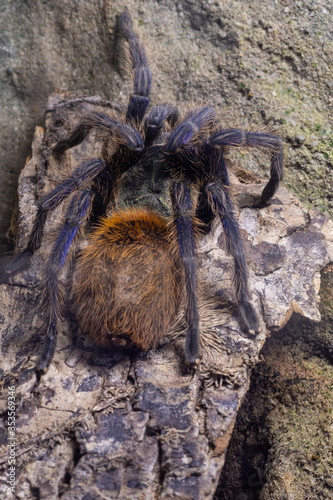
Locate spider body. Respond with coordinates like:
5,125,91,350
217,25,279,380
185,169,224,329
6,12,283,372
73,207,180,353
117,144,175,216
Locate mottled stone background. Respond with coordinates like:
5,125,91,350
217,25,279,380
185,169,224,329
1,0,332,250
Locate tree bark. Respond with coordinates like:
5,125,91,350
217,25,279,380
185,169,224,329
0,92,332,500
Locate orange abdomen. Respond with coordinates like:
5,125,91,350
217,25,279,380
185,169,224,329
73,207,180,351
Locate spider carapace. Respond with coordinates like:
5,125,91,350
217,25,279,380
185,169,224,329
6,12,283,372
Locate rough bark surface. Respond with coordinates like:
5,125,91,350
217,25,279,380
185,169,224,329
0,93,332,499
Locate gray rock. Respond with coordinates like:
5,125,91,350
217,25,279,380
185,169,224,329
1,0,333,244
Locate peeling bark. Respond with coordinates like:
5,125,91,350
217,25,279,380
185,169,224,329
0,93,332,500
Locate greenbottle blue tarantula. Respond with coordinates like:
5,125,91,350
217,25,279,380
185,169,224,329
7,12,283,372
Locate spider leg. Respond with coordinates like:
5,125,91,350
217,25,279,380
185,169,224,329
170,181,200,364
119,12,152,124
166,107,216,151
5,159,106,274
144,105,179,146
53,112,144,154
46,97,122,113
208,129,283,203
196,144,230,229
205,181,260,334
38,189,95,371
52,122,87,154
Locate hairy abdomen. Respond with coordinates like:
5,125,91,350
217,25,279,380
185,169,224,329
73,207,180,350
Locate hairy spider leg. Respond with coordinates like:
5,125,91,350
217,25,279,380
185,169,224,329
118,12,152,124
53,112,144,154
246,133,283,203
171,182,200,364
38,189,95,371
178,143,231,229
166,107,216,151
163,107,218,185
5,159,106,273
208,129,283,203
205,182,260,334
144,105,179,147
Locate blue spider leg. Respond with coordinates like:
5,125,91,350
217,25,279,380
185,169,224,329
118,12,152,124
53,112,144,154
205,182,260,334
144,105,179,146
86,113,144,150
38,189,95,372
170,181,200,365
246,133,283,203
5,159,106,274
194,144,231,228
53,122,88,154
208,129,283,203
166,107,216,152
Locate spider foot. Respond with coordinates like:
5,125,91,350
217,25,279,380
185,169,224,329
251,199,269,209
184,327,200,366
238,301,261,336
36,322,57,373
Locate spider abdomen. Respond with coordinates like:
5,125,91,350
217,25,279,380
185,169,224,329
73,207,181,351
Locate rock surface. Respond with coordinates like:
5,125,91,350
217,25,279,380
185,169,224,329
0,91,332,499
216,270,333,500
1,0,332,245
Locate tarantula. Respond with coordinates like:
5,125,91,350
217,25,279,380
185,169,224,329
6,12,283,372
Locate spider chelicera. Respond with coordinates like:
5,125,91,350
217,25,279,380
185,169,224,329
6,12,283,372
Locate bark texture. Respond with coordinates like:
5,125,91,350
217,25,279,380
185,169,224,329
0,93,332,499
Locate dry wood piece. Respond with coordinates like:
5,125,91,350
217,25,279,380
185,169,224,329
0,93,332,500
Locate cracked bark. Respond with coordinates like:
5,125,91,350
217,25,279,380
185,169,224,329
0,93,332,500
